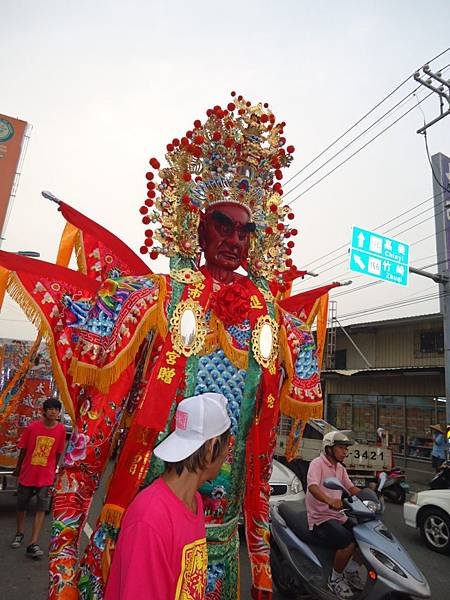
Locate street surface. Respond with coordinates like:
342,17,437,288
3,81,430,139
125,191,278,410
1,489,449,599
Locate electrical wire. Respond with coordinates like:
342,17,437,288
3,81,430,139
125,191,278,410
293,193,446,291
283,84,426,198
282,47,450,189
302,193,440,269
286,90,435,205
285,62,449,204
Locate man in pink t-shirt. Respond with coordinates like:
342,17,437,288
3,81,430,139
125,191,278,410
10,398,66,558
105,392,231,600
306,431,362,599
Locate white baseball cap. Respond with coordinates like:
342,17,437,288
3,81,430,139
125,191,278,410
153,393,231,462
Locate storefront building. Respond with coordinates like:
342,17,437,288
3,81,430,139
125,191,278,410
322,313,446,463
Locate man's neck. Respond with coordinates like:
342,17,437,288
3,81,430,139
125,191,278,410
325,452,338,467
162,470,203,514
43,418,58,428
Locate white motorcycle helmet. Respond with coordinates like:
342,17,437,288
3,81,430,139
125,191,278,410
322,430,354,452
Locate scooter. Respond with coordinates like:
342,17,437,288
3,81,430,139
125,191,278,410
270,477,430,599
429,461,450,490
376,467,409,504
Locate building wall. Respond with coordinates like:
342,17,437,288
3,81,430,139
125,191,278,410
325,372,444,397
323,315,446,461
335,315,443,369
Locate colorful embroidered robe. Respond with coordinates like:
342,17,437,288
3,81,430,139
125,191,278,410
0,203,324,600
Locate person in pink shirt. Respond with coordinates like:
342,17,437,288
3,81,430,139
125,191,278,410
10,398,66,558
105,392,231,600
306,431,362,599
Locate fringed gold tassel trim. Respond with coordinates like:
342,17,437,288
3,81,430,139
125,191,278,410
201,331,219,355
99,503,125,529
68,306,158,393
6,273,76,422
216,320,248,370
156,275,168,339
280,389,323,420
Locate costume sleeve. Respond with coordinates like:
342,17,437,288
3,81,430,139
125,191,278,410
105,522,172,600
278,312,322,421
68,274,164,395
0,250,100,421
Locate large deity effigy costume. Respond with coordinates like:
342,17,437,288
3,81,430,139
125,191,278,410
0,94,333,600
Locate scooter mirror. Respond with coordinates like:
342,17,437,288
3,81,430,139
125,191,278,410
324,477,348,495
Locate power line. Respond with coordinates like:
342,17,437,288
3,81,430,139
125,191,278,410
338,291,443,322
286,89,435,205
283,47,450,190
293,192,444,291
302,193,440,269
284,84,425,198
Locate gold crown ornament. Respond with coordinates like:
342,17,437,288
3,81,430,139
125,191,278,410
139,92,299,282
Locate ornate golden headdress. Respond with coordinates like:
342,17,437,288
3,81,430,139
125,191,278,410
139,92,299,281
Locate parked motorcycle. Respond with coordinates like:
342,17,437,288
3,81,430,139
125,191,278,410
429,461,450,490
270,477,430,600
376,467,409,504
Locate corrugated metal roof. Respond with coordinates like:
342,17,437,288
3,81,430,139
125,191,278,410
323,366,444,376
338,312,442,330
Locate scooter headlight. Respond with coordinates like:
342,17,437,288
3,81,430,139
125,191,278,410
290,476,302,495
363,499,381,513
370,549,407,578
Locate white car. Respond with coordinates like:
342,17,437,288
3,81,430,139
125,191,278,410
269,459,304,506
403,489,450,554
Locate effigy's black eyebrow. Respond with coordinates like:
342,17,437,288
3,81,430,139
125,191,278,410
211,209,256,233
211,210,233,226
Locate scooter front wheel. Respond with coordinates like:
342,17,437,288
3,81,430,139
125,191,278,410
270,538,305,598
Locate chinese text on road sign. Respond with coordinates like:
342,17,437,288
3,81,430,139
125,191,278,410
349,226,410,286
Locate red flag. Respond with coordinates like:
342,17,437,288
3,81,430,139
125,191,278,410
56,201,151,281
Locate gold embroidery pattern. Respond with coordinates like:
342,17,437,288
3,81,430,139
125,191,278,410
175,538,207,599
170,269,205,284
30,436,56,467
170,299,208,357
251,315,279,371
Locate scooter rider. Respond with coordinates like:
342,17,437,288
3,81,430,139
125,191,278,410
306,431,363,599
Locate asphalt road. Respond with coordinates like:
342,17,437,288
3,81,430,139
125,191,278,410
1,490,449,599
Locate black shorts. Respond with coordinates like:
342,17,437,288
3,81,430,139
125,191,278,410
17,484,51,512
432,456,444,471
312,519,355,550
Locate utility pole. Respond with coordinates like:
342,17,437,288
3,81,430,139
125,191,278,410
414,64,450,134
414,62,450,424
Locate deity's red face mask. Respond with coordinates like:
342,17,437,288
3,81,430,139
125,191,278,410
199,203,254,273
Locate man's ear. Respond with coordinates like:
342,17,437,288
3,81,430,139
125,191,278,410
206,436,219,463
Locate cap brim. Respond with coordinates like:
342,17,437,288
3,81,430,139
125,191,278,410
153,431,205,462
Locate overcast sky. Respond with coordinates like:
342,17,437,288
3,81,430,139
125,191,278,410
1,0,449,340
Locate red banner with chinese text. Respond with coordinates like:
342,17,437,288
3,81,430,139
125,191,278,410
0,377,52,467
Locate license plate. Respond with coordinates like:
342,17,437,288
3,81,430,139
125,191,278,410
353,478,366,487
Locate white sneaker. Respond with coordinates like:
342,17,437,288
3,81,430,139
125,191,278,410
345,567,365,591
328,574,354,599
